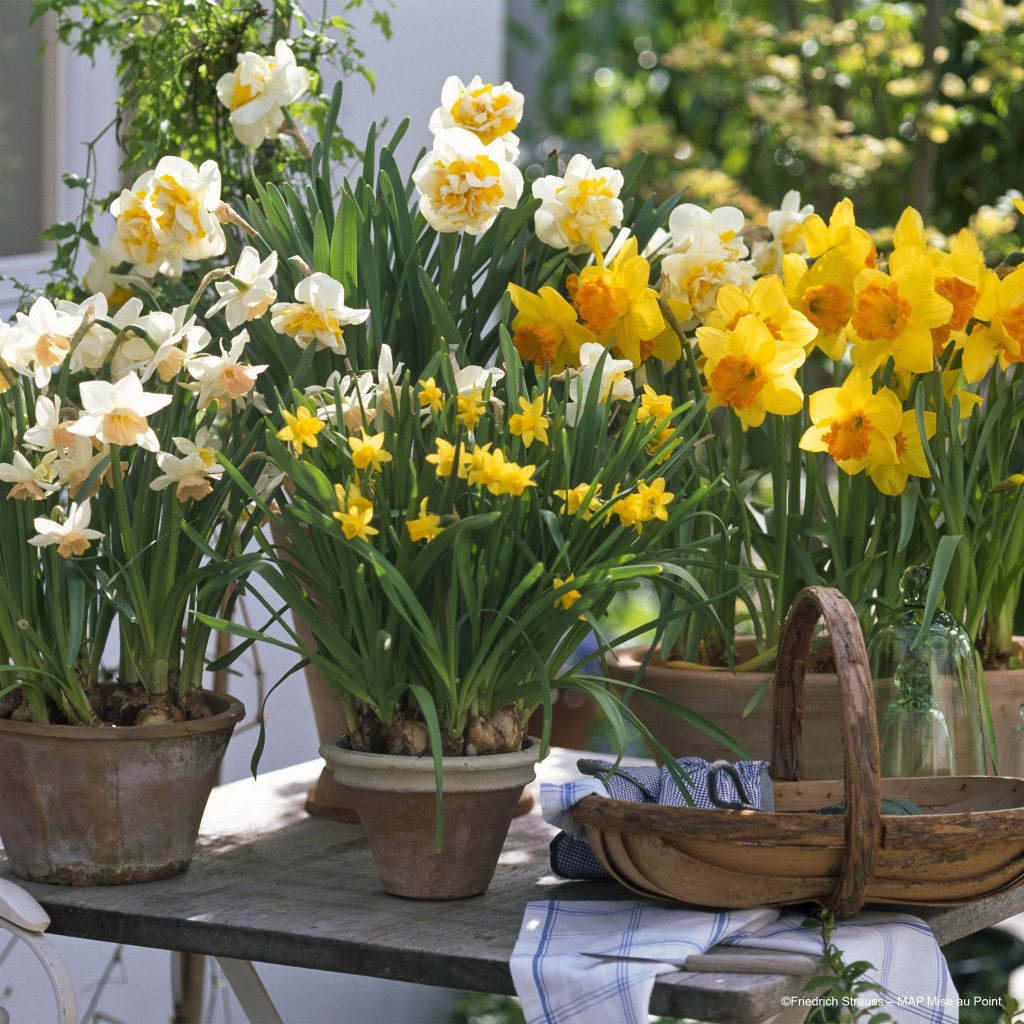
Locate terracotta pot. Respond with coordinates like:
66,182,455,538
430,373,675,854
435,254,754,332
0,691,243,885
608,641,847,779
611,638,1024,778
320,737,539,899
989,638,1024,769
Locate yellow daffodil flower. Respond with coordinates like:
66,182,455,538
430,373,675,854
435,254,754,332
705,276,817,352
277,406,324,455
802,197,876,268
508,395,550,447
456,391,485,429
570,237,665,367
553,482,603,519
890,209,989,357
507,283,594,371
610,492,646,531
347,430,392,473
637,385,674,424
332,484,378,541
799,370,902,476
406,498,444,543
957,265,1024,381
553,575,583,611
697,314,806,430
868,409,936,496
636,478,673,524
426,438,462,478
494,460,537,496
418,377,445,413
847,255,952,374
783,250,858,360
941,369,983,419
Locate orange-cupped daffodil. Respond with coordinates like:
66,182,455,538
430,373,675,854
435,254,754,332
696,313,806,430
957,264,1024,382
506,283,593,372
867,409,936,496
800,370,902,477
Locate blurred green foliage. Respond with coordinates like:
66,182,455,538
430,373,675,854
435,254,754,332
520,0,1024,234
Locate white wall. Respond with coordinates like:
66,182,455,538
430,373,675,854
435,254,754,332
1,3,507,1022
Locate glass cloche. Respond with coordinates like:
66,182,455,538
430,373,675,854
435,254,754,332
867,564,987,778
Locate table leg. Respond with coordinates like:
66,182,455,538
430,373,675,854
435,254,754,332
214,957,284,1024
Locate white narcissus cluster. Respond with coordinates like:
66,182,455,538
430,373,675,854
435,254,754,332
270,271,370,354
658,204,757,325
216,39,312,149
413,127,523,236
110,156,227,278
428,75,524,159
532,155,624,256
751,190,815,276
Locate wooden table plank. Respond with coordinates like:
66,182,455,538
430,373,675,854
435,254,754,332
3,750,1023,1024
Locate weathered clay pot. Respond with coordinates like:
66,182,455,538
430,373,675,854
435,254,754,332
0,691,243,885
320,737,539,899
609,641,847,779
611,638,1024,778
989,638,1024,768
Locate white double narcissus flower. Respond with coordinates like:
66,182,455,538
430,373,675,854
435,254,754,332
532,154,624,256
30,501,104,559
68,372,172,452
428,76,524,159
270,272,369,353
565,342,634,426
112,305,211,382
216,39,311,149
10,297,83,388
413,127,523,236
110,156,226,278
207,247,279,329
660,204,756,323
187,329,268,409
0,451,59,500
150,431,223,503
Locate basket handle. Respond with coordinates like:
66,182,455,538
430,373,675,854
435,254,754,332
770,587,881,916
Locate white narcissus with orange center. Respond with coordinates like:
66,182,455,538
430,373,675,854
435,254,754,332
29,500,104,559
68,372,172,452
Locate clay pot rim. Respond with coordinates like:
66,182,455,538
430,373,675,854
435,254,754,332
0,690,245,740
320,735,541,793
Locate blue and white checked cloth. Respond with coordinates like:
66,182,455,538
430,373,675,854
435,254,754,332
511,901,957,1024
543,757,772,879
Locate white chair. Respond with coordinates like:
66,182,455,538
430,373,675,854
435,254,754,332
0,877,77,1024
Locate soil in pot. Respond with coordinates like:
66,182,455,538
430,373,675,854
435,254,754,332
0,689,243,885
321,737,540,900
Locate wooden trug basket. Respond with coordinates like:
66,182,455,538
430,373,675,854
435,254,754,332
572,587,1024,916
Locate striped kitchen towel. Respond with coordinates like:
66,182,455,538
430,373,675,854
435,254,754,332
511,900,957,1024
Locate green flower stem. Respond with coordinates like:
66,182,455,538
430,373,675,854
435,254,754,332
108,446,158,689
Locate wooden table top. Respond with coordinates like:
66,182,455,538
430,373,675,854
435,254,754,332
3,749,1023,1024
